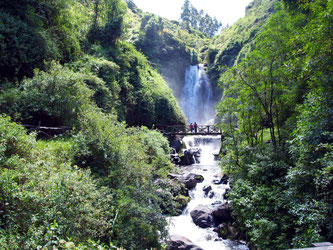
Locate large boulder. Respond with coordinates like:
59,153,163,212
166,235,203,250
212,174,229,185
180,149,195,165
173,195,190,214
190,205,214,228
211,203,234,224
170,138,182,153
180,173,204,190
213,223,239,240
154,177,188,216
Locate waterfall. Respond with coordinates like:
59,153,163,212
181,64,215,124
167,64,248,249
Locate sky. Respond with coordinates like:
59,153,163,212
132,0,253,26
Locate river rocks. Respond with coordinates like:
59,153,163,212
180,173,204,190
211,203,234,224
166,235,203,250
173,195,190,214
154,177,189,216
208,191,215,198
190,202,234,229
179,148,201,166
214,223,239,240
202,185,212,196
190,205,214,228
212,174,229,185
180,150,195,165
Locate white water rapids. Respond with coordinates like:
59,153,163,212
167,136,248,250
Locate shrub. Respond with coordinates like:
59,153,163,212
0,115,115,248
17,63,96,127
74,110,170,249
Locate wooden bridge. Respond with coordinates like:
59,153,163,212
156,124,222,136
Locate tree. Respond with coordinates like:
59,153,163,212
181,0,191,29
180,0,221,37
219,9,295,146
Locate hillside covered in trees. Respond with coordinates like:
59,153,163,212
0,0,332,249
217,0,333,248
0,0,188,248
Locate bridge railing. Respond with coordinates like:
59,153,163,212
155,124,222,135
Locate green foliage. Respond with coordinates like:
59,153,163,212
0,115,115,248
206,0,277,95
180,0,222,37
0,11,49,80
97,41,187,126
0,108,176,249
217,0,333,248
3,63,96,127
74,110,171,249
0,114,35,167
0,0,92,80
135,13,201,67
88,0,127,45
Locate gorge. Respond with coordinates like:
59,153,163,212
0,0,331,249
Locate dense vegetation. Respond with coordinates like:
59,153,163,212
205,0,276,101
217,0,333,248
0,0,187,249
1,0,332,249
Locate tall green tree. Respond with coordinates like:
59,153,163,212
181,0,191,29
217,0,333,248
180,0,221,37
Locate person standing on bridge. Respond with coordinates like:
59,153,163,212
194,122,198,134
189,123,194,133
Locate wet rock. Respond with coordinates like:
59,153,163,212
215,224,247,242
211,203,234,224
182,174,197,189
208,191,215,198
195,174,204,183
166,235,203,250
179,148,202,166
173,195,190,215
190,205,214,228
202,185,212,196
170,139,182,153
168,173,180,179
212,174,229,185
181,173,204,190
213,224,240,240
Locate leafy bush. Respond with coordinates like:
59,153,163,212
0,115,115,248
10,63,97,127
74,110,171,249
0,114,35,167
0,11,49,80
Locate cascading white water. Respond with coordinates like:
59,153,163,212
168,136,248,250
181,65,215,124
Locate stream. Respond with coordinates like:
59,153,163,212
167,136,248,250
